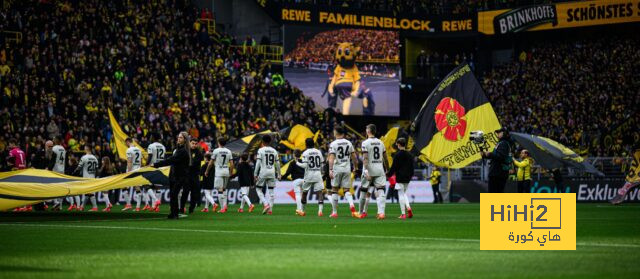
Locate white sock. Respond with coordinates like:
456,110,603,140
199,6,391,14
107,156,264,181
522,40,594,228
147,189,158,205
102,193,111,207
345,191,355,209
397,188,406,215
143,190,150,206
135,192,141,208
126,187,134,206
204,190,216,207
256,188,267,205
268,188,275,210
363,194,370,213
242,193,252,207
219,191,227,208
81,195,87,207
376,189,386,215
66,196,74,206
318,202,323,213
90,196,97,208
358,192,366,213
404,192,411,211
295,187,303,211
331,193,339,214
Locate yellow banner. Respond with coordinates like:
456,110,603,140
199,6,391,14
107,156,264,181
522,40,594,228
480,193,576,250
478,0,640,35
108,109,148,164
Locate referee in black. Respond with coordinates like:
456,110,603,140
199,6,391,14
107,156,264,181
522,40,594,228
153,132,191,219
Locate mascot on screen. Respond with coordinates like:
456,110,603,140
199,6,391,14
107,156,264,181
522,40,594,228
326,42,375,115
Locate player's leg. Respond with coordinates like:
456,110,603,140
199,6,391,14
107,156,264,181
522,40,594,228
397,183,409,219
403,183,413,218
343,173,357,217
203,189,216,212
147,187,159,209
374,177,387,219
87,193,98,211
241,186,253,212
102,191,112,211
256,185,268,210
294,179,304,214
214,177,226,213
266,179,275,214
122,187,133,210
78,195,86,211
611,181,640,205
189,178,201,214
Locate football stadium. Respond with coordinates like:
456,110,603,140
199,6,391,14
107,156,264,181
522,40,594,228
1,0,639,278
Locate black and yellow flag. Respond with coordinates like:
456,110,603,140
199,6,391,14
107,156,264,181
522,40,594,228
411,64,501,168
225,130,274,155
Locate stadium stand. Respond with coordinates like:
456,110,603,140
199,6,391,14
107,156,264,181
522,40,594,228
0,0,356,170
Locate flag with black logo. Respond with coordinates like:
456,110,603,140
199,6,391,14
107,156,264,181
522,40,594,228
411,64,501,168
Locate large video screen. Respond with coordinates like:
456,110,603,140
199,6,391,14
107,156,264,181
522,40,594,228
284,26,400,116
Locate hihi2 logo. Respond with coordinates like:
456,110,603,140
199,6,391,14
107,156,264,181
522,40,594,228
480,193,576,250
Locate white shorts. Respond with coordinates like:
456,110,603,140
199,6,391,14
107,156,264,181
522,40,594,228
332,172,351,188
302,181,323,192
257,177,276,188
361,176,386,189
214,176,229,191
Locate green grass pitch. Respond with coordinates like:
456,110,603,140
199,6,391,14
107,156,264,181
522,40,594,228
1,203,639,278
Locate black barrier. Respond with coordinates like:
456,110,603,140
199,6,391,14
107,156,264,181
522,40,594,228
451,178,637,203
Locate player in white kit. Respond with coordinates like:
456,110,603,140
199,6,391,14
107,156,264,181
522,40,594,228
50,137,67,210
146,140,166,211
328,126,359,218
360,124,388,220
254,134,281,215
123,138,143,211
205,137,234,213
76,146,100,211
296,138,325,217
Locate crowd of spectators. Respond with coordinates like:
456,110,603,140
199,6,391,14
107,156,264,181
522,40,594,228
482,36,640,157
285,29,399,64
0,0,354,171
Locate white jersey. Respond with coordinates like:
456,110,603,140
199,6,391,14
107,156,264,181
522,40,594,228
212,147,233,177
52,145,66,173
147,142,166,165
297,148,323,183
78,154,99,178
361,137,386,177
126,146,143,172
329,138,355,173
255,146,280,179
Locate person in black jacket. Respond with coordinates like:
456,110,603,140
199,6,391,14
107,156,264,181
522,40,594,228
152,131,192,219
386,138,414,219
182,137,203,214
482,128,512,193
232,153,255,212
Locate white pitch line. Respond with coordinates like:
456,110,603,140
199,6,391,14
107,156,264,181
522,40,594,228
2,223,639,249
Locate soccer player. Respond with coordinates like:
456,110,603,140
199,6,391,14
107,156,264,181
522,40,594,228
146,140,166,211
234,153,255,213
611,145,640,205
328,126,358,218
283,149,305,215
296,138,325,217
254,134,281,215
51,137,67,210
123,137,143,211
76,146,99,211
206,137,233,213
386,138,414,219
7,139,26,170
360,124,388,220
